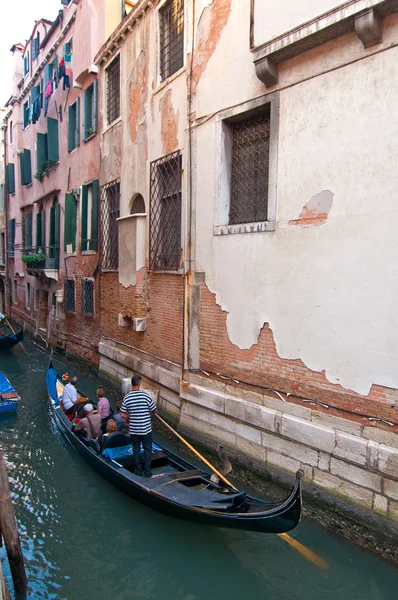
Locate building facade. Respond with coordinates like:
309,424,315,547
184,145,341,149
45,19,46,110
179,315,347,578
94,0,398,520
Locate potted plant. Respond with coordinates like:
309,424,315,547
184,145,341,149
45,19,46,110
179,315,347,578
22,252,47,270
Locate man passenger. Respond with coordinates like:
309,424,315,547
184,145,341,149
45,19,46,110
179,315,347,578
62,376,79,415
74,404,102,439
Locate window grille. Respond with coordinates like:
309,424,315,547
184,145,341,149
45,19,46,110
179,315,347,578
100,180,120,270
22,212,33,251
106,55,120,124
149,151,182,271
159,0,184,80
229,112,270,225
64,279,75,313
82,279,94,315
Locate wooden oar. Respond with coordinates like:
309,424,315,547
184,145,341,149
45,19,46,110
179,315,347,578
155,413,328,570
4,319,27,355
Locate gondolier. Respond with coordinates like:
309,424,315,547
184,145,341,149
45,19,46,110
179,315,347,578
120,375,156,478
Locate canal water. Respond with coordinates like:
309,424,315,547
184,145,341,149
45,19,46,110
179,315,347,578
0,341,397,599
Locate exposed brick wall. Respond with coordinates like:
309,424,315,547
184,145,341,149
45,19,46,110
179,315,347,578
200,285,398,431
100,269,183,365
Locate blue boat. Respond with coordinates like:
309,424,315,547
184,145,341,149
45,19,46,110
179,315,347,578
0,328,24,351
0,371,20,414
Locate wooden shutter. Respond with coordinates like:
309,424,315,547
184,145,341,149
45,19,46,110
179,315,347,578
83,89,89,140
27,213,33,249
64,194,77,252
81,185,88,251
37,133,48,172
54,203,61,268
19,153,26,186
75,98,80,147
49,206,55,255
6,164,15,194
67,106,75,152
7,220,15,256
93,79,98,134
24,150,32,185
91,180,99,251
47,117,59,162
36,211,42,249
41,210,46,249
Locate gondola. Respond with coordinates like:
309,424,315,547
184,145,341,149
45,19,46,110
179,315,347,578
0,371,20,414
46,364,303,534
0,328,24,351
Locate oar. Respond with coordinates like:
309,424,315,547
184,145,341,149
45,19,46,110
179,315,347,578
155,413,328,569
4,319,27,355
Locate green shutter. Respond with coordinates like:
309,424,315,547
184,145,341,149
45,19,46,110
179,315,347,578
0,184,4,210
47,117,59,162
64,194,77,252
41,210,46,249
36,211,42,249
19,153,26,186
68,106,75,152
27,213,33,249
54,203,60,268
37,133,48,172
75,98,80,147
93,79,98,134
6,164,15,194
81,185,88,251
7,219,15,256
24,150,32,185
49,206,55,255
63,42,71,54
44,63,53,86
91,180,99,251
83,89,89,140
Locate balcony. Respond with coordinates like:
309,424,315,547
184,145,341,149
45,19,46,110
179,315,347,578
22,247,60,281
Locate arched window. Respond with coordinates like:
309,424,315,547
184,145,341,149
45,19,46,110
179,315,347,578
130,194,146,215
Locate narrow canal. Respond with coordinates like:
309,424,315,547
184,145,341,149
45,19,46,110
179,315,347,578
0,342,397,599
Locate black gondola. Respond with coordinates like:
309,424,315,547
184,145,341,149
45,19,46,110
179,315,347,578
46,365,303,534
0,328,24,351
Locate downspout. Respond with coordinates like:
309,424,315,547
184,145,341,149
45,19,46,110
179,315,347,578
2,122,10,317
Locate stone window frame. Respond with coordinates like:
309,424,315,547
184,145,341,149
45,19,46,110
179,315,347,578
81,277,95,317
214,93,279,236
157,0,185,85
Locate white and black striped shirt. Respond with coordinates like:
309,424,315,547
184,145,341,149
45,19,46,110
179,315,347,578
121,390,156,435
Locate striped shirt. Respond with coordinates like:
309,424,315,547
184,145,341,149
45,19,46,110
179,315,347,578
121,390,156,435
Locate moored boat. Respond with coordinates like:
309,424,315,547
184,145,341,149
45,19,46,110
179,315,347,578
0,328,24,351
0,371,20,414
46,364,303,534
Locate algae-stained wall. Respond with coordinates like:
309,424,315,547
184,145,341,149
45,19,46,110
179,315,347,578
194,0,398,396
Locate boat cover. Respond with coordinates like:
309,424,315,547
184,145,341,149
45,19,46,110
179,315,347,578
46,368,59,403
0,371,16,395
102,442,162,460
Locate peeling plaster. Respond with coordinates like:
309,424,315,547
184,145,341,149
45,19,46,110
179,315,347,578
191,0,232,94
160,89,179,155
128,52,148,146
289,190,334,226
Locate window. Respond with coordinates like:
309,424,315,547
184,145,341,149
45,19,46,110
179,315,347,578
34,289,40,311
19,149,32,186
23,51,29,77
106,56,120,124
64,193,77,252
9,121,12,144
64,279,75,313
159,0,184,81
100,180,120,270
36,205,46,252
227,110,271,225
6,164,15,195
31,33,40,61
47,117,59,163
23,100,30,129
0,185,4,211
22,212,33,252
82,278,94,315
12,280,17,304
44,63,53,88
26,283,31,309
67,99,80,152
83,81,98,139
37,133,48,174
81,180,99,251
7,219,15,258
49,198,60,269
149,151,182,270
131,194,146,214
0,233,5,266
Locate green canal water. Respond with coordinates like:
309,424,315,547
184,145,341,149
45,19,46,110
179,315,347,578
0,342,397,599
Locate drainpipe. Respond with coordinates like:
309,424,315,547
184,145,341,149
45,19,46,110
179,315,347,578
2,121,9,317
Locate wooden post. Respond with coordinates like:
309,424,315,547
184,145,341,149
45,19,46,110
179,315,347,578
0,454,27,593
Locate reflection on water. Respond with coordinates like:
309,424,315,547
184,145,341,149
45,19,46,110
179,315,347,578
0,343,397,599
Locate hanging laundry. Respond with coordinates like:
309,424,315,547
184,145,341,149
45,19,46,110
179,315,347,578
46,80,53,98
64,53,72,63
63,74,70,90
44,96,49,117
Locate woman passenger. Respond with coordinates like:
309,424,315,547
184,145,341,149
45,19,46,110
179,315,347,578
98,418,117,448
96,388,111,432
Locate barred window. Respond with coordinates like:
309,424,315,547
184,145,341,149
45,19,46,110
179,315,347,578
106,55,120,124
64,279,75,313
100,180,120,270
159,0,184,81
22,212,33,251
150,151,182,271
82,278,94,316
229,109,271,225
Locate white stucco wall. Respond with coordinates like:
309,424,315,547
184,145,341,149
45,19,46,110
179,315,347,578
195,6,398,395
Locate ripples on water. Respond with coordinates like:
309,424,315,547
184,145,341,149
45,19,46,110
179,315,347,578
0,344,397,599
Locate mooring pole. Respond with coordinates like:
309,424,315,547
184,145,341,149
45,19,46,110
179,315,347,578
0,454,27,593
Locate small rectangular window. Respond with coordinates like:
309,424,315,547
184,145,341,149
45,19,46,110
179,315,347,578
81,180,99,251
12,280,17,305
0,185,4,211
19,149,32,186
149,151,182,270
0,233,5,266
22,212,33,252
82,278,94,316
47,117,59,163
83,81,98,139
64,193,77,253
23,100,30,129
159,0,184,81
7,219,16,257
26,283,31,309
23,52,29,77
9,121,13,144
68,99,80,152
64,279,75,313
34,289,40,311
100,180,120,270
106,56,120,124
6,164,15,195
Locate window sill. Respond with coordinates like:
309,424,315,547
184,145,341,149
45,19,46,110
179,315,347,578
83,133,96,143
102,116,122,135
154,66,186,96
23,124,31,132
81,250,97,255
149,269,183,275
23,183,33,188
213,221,276,236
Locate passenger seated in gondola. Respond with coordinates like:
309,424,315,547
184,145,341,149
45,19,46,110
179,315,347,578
74,404,102,439
113,400,128,433
62,376,79,415
98,418,117,448
73,395,92,419
96,388,111,432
